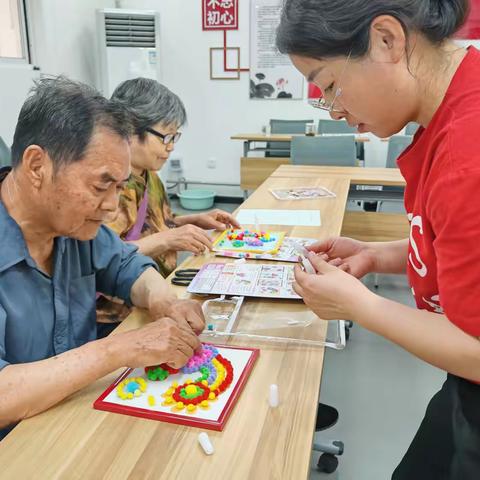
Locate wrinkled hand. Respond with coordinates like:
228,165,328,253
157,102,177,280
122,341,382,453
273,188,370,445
163,224,212,254
162,299,206,335
117,317,201,369
307,236,377,278
191,209,241,231
293,253,375,320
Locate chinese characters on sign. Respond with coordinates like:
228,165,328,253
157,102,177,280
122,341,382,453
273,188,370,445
202,0,239,30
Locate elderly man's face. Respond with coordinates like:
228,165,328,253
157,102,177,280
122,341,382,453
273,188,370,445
44,128,131,240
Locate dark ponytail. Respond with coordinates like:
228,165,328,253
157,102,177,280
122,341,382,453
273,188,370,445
276,0,470,59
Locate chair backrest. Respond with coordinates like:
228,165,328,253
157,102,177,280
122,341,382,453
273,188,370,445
386,135,413,168
0,136,11,167
270,119,314,134
405,122,419,136
266,119,314,157
291,135,357,167
318,119,356,135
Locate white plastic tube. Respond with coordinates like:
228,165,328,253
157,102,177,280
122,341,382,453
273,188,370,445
198,432,214,455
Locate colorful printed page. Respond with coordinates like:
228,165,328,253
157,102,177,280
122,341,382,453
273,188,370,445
269,187,336,200
213,229,286,255
215,236,317,263
94,344,259,432
187,263,301,299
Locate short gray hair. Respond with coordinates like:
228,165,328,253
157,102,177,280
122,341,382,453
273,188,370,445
111,78,187,140
11,75,132,170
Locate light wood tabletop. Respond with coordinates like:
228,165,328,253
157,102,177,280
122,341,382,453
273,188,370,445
231,132,371,143
0,177,351,480
271,164,406,187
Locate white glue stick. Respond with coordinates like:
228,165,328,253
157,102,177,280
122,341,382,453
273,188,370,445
269,384,279,408
300,255,316,275
291,241,316,274
198,432,214,455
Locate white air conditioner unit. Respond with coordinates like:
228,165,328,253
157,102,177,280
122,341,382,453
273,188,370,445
96,8,161,96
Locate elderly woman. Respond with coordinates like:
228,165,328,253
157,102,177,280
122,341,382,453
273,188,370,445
97,79,239,330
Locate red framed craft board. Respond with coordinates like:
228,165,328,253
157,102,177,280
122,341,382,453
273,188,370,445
94,344,259,432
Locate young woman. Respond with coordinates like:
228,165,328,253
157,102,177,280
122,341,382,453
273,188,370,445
277,1,480,478
96,78,239,329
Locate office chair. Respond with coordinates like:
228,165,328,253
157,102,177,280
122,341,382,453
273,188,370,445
405,122,419,136
266,119,314,157
291,135,357,167
374,135,413,288
318,119,364,162
0,136,11,167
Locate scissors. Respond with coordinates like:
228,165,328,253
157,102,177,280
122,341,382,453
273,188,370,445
171,269,200,286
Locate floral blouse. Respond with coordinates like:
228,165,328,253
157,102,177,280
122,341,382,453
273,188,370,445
97,170,177,323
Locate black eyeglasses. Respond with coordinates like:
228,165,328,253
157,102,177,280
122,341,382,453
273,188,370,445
145,127,182,145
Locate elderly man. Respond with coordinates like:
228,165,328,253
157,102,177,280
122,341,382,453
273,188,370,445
0,77,205,440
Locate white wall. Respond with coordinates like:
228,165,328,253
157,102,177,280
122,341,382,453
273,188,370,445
0,64,40,145
16,2,480,195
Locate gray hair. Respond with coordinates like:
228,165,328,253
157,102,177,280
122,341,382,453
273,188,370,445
111,78,187,140
276,0,469,60
11,76,132,170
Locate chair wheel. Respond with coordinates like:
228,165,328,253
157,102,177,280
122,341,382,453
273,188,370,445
345,327,350,341
317,453,339,473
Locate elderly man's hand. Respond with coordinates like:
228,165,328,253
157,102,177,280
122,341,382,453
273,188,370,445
115,317,201,369
161,299,206,334
293,252,376,321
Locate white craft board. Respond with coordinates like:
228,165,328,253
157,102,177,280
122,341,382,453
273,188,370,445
101,346,254,422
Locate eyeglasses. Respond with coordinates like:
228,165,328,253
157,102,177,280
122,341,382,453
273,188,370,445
146,127,182,145
311,51,352,113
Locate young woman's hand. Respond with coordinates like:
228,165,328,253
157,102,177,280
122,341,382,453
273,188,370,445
293,252,376,321
306,236,377,278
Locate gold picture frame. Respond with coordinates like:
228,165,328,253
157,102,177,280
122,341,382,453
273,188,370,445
209,47,241,80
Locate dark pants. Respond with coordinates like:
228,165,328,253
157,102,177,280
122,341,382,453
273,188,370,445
392,374,480,480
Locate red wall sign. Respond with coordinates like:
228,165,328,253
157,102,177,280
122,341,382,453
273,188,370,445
202,0,239,31
457,0,480,39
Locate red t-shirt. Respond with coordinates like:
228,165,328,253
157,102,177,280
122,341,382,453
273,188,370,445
397,46,480,337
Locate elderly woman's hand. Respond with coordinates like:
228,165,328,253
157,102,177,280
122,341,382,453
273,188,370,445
293,252,377,321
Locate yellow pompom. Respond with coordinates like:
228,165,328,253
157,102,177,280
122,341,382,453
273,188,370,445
208,392,216,400
176,402,185,410
186,404,196,413
186,385,198,396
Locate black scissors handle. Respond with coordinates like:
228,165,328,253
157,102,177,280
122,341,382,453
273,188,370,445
171,278,194,287
174,269,200,278
171,268,200,287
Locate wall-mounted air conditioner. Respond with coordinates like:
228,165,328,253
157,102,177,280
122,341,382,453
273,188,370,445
96,8,161,96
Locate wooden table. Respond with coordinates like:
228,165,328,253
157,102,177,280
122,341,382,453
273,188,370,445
269,165,409,243
271,164,406,187
0,177,351,480
232,133,370,158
